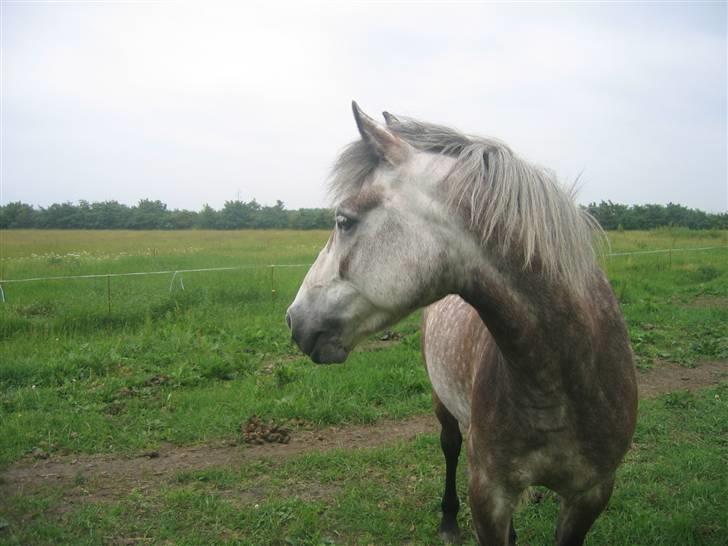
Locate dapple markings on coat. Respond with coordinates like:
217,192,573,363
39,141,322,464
287,103,637,545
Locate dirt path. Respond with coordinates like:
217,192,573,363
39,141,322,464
3,360,727,502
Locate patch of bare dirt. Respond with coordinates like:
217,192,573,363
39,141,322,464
2,361,726,504
0,415,437,503
637,360,728,398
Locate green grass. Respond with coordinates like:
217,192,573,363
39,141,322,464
0,229,726,464
2,385,726,545
0,230,432,466
602,230,728,368
0,228,727,544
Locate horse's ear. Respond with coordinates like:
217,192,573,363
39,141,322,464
352,101,410,165
382,111,400,126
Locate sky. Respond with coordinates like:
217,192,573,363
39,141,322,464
1,1,726,212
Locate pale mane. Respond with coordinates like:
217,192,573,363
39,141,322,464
329,116,604,290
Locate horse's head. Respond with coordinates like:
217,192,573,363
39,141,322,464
286,102,467,363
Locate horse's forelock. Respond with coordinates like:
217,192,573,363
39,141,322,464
328,140,379,205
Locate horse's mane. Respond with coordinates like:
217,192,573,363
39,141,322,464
329,116,603,291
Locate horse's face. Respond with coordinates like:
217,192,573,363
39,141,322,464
286,103,461,363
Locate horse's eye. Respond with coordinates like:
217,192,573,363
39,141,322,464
335,214,356,232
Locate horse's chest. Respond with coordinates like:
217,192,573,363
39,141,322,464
473,406,605,494
517,439,602,494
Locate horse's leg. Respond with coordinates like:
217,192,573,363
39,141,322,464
466,435,519,545
433,393,463,543
467,469,520,546
555,474,615,546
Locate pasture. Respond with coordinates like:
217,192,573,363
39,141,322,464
1,228,727,545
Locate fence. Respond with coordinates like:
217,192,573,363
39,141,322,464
0,264,311,307
0,245,726,307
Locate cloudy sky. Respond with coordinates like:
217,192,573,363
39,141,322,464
2,1,726,212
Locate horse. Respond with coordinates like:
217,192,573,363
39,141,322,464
286,102,637,545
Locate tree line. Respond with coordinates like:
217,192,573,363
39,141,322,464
0,198,726,230
585,201,727,231
0,199,331,230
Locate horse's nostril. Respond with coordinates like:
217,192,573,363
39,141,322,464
285,311,292,330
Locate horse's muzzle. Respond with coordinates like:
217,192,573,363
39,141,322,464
286,306,349,364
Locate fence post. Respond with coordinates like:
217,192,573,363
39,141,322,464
270,265,277,297
107,275,111,316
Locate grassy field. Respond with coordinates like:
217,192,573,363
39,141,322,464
1,228,727,545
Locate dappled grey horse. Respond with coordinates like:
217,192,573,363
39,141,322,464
286,103,637,545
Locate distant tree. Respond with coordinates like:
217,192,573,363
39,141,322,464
169,209,198,229
89,201,131,229
196,204,220,229
258,200,288,228
713,212,728,229
38,202,76,228
289,208,331,229
130,199,170,229
0,202,37,228
219,199,262,229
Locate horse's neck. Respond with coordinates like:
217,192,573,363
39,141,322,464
460,251,596,379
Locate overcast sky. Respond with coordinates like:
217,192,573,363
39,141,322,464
2,1,726,212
